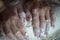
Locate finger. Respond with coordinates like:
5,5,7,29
17,18,26,36
44,20,50,37
23,1,32,23
10,15,25,40
19,11,27,26
1,7,17,40
40,8,46,28
32,9,40,37
9,8,25,40
16,9,26,35
17,5,28,40
39,8,46,37
50,8,55,27
17,9,27,36
45,7,50,20
10,16,19,34
45,7,51,36
17,17,28,40
45,7,51,28
18,11,29,40
9,8,19,34
2,21,16,40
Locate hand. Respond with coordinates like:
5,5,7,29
0,7,28,40
23,1,55,37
